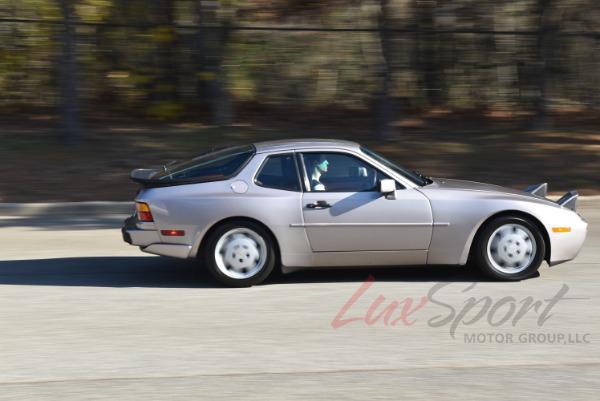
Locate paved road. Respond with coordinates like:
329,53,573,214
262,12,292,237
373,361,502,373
1,200,599,400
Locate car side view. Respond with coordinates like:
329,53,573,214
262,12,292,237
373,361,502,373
122,139,587,287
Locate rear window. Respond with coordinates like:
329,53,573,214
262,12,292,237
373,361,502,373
152,145,255,182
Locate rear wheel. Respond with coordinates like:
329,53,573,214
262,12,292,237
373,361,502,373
202,221,276,287
473,216,545,281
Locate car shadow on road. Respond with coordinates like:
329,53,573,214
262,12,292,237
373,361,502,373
0,256,520,288
274,266,518,285
0,257,213,288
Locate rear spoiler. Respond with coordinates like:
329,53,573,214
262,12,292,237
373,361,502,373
130,168,159,181
130,168,173,188
524,183,578,211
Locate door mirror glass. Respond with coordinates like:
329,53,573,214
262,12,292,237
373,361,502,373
379,179,396,193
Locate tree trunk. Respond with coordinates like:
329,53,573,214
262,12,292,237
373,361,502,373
58,0,82,145
415,1,441,107
195,1,234,126
532,0,553,129
152,0,179,106
376,0,399,141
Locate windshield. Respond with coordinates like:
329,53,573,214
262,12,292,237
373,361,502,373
152,145,255,182
360,146,431,186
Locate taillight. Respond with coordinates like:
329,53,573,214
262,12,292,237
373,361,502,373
136,202,154,222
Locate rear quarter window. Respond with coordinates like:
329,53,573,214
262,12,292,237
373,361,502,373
255,154,301,191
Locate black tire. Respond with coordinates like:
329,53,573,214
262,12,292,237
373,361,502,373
473,216,545,281
202,220,277,287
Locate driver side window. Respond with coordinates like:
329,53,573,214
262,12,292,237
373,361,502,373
301,152,391,192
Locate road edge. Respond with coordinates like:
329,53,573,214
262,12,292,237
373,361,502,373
0,202,134,216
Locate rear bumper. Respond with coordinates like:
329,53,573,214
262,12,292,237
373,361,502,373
122,216,161,246
141,244,192,258
121,216,191,259
121,226,132,244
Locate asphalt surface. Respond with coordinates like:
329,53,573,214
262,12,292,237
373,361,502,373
1,200,599,400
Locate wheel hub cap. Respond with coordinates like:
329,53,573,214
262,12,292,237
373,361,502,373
487,223,536,274
214,228,267,279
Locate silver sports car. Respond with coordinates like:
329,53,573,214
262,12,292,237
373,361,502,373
122,139,587,287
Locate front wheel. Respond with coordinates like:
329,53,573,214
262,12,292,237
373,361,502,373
473,216,545,281
202,221,277,287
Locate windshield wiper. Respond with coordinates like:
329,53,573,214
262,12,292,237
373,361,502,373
413,170,433,185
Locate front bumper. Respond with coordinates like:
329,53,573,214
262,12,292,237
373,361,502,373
121,216,191,259
548,216,588,266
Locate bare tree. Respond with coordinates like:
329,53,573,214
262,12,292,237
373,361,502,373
58,0,82,145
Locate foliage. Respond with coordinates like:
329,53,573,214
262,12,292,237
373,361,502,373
0,0,598,129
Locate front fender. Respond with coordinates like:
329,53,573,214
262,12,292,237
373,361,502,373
421,188,585,265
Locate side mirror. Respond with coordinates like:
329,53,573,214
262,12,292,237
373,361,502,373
379,179,396,199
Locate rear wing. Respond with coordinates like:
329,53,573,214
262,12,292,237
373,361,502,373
130,168,158,181
524,183,578,211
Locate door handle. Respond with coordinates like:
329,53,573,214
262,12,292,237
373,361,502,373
306,200,331,209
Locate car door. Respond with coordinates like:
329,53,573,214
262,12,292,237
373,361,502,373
299,151,433,252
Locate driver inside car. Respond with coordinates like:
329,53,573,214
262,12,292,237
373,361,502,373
310,158,329,191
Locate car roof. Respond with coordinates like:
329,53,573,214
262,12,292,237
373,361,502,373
254,139,361,153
